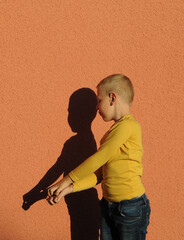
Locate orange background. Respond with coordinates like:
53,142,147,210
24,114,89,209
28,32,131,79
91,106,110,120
1,1,184,239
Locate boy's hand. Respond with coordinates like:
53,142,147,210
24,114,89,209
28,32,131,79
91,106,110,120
47,181,61,198
46,175,73,205
47,175,73,197
46,184,73,205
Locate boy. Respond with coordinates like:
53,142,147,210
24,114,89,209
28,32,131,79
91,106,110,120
47,74,151,240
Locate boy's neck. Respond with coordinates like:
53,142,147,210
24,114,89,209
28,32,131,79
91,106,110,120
113,104,131,122
114,112,131,122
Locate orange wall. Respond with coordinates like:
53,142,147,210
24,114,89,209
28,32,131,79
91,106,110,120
1,1,184,239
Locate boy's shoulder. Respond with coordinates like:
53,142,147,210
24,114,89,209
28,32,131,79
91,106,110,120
100,115,141,145
114,114,141,128
108,115,142,137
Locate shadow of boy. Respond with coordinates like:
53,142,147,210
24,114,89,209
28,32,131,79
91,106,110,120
22,88,100,240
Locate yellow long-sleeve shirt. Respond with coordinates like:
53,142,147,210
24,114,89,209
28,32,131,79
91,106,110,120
69,114,145,202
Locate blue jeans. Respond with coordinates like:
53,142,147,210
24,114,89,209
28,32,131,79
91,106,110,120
100,194,151,240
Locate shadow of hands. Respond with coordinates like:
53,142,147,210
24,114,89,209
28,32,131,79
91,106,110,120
22,151,66,210
22,188,47,210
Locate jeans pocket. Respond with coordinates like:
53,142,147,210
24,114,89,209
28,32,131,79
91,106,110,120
119,205,142,220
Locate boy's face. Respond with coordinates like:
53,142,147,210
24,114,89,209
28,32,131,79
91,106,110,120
96,87,114,122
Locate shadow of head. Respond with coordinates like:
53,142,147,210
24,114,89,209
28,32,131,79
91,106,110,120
22,88,98,211
68,88,97,133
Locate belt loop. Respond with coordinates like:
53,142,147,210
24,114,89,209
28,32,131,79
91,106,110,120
141,194,147,205
118,201,121,212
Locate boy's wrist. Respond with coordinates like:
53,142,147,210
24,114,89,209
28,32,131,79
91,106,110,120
68,174,74,183
64,175,73,186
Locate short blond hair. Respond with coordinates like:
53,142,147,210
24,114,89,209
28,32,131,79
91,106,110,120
97,74,134,105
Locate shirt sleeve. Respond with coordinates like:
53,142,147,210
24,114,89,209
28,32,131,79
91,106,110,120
73,168,102,192
69,119,132,182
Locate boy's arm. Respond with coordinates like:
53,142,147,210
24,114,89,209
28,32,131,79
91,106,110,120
69,120,132,182
47,168,102,205
73,167,102,192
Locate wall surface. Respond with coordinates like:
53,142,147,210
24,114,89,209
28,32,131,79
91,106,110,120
1,1,184,239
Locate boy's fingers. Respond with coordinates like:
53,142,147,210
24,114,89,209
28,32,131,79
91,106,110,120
46,197,52,205
46,195,50,200
46,195,60,205
47,188,52,196
48,187,56,197
56,187,70,202
55,188,61,196
53,197,59,204
56,194,63,203
47,199,54,206
47,196,56,205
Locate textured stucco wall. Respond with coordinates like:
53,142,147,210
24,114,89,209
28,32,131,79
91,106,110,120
1,1,184,239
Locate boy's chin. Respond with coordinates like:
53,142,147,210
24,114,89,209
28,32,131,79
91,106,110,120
102,117,111,122
99,113,111,122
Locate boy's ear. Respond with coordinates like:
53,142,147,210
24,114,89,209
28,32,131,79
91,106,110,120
109,93,116,106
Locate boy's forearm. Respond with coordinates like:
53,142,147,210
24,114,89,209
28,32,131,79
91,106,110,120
71,168,102,192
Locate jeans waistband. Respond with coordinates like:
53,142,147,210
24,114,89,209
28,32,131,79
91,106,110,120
106,193,148,206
